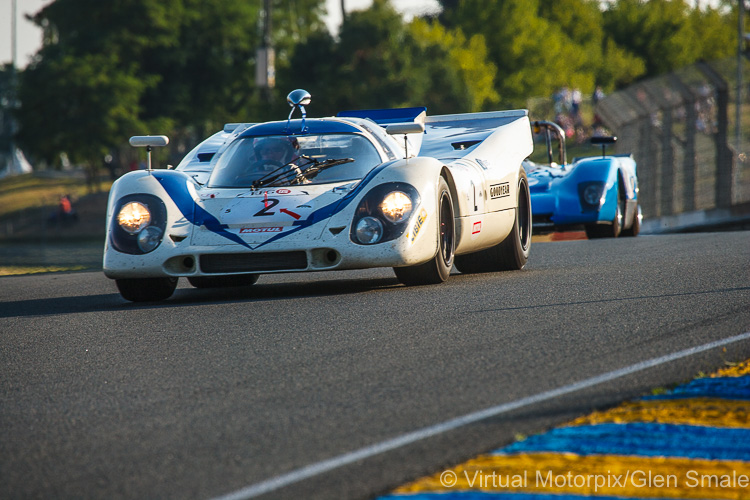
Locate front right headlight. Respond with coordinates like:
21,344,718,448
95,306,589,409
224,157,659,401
117,201,151,234
110,194,167,254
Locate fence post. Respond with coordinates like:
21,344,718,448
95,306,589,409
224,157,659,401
622,89,659,217
696,61,734,209
669,75,698,212
642,83,677,216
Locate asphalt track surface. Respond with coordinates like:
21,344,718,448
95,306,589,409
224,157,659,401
1,231,749,500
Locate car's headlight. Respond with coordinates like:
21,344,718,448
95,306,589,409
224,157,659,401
579,182,606,208
137,226,164,252
351,183,420,245
355,217,384,244
379,191,413,223
117,201,151,234
110,194,167,255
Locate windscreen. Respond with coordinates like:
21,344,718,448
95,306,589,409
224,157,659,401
208,133,382,188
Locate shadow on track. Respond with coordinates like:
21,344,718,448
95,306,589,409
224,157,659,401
0,277,403,319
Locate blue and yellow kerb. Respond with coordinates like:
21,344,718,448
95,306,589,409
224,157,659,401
380,360,750,500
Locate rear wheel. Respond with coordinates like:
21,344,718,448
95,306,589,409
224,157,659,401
454,170,532,273
116,277,178,302
188,274,260,288
394,177,454,286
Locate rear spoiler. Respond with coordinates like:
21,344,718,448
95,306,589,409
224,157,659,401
338,107,427,158
337,107,426,127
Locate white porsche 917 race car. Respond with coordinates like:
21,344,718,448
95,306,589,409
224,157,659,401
104,90,533,301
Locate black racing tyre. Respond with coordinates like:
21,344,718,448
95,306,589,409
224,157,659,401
188,274,260,288
621,203,641,237
585,181,623,239
393,177,455,286
116,277,178,302
454,169,532,273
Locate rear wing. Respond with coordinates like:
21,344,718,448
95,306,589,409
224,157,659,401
338,107,427,157
337,107,426,126
338,107,531,163
421,110,532,163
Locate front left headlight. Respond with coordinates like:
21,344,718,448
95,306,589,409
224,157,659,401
110,194,167,254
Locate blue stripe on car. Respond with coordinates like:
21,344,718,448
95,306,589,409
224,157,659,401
152,171,251,249
153,163,392,250
251,163,391,249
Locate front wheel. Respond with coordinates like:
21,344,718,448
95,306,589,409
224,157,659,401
585,182,623,239
621,204,641,237
394,177,455,286
116,277,178,302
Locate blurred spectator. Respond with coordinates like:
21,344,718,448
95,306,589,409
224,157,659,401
592,86,604,105
47,194,79,227
571,88,582,117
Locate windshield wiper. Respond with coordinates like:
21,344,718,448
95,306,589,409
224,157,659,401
252,156,354,188
288,157,354,185
250,156,314,188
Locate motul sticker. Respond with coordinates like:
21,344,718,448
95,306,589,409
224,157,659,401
240,227,283,233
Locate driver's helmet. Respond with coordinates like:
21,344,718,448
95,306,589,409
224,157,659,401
253,137,299,167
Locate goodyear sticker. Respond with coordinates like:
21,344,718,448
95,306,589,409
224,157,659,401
407,208,428,244
490,182,510,199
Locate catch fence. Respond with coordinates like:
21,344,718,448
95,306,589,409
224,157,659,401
528,56,750,228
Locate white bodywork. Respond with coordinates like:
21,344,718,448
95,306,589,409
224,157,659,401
104,110,532,280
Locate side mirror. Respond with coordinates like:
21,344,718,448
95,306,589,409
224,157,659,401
385,123,425,135
129,135,169,170
286,89,312,132
287,89,312,108
386,122,425,159
591,136,617,158
129,136,169,148
590,136,617,145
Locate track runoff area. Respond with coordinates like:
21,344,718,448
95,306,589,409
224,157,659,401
212,331,750,500
382,359,750,499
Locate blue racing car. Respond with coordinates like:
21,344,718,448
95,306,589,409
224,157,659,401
523,120,641,238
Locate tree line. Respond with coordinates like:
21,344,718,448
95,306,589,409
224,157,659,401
1,0,742,172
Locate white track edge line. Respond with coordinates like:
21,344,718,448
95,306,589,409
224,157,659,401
211,330,750,500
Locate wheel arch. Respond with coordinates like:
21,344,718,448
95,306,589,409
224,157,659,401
440,165,460,218
617,169,627,197
439,165,463,249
